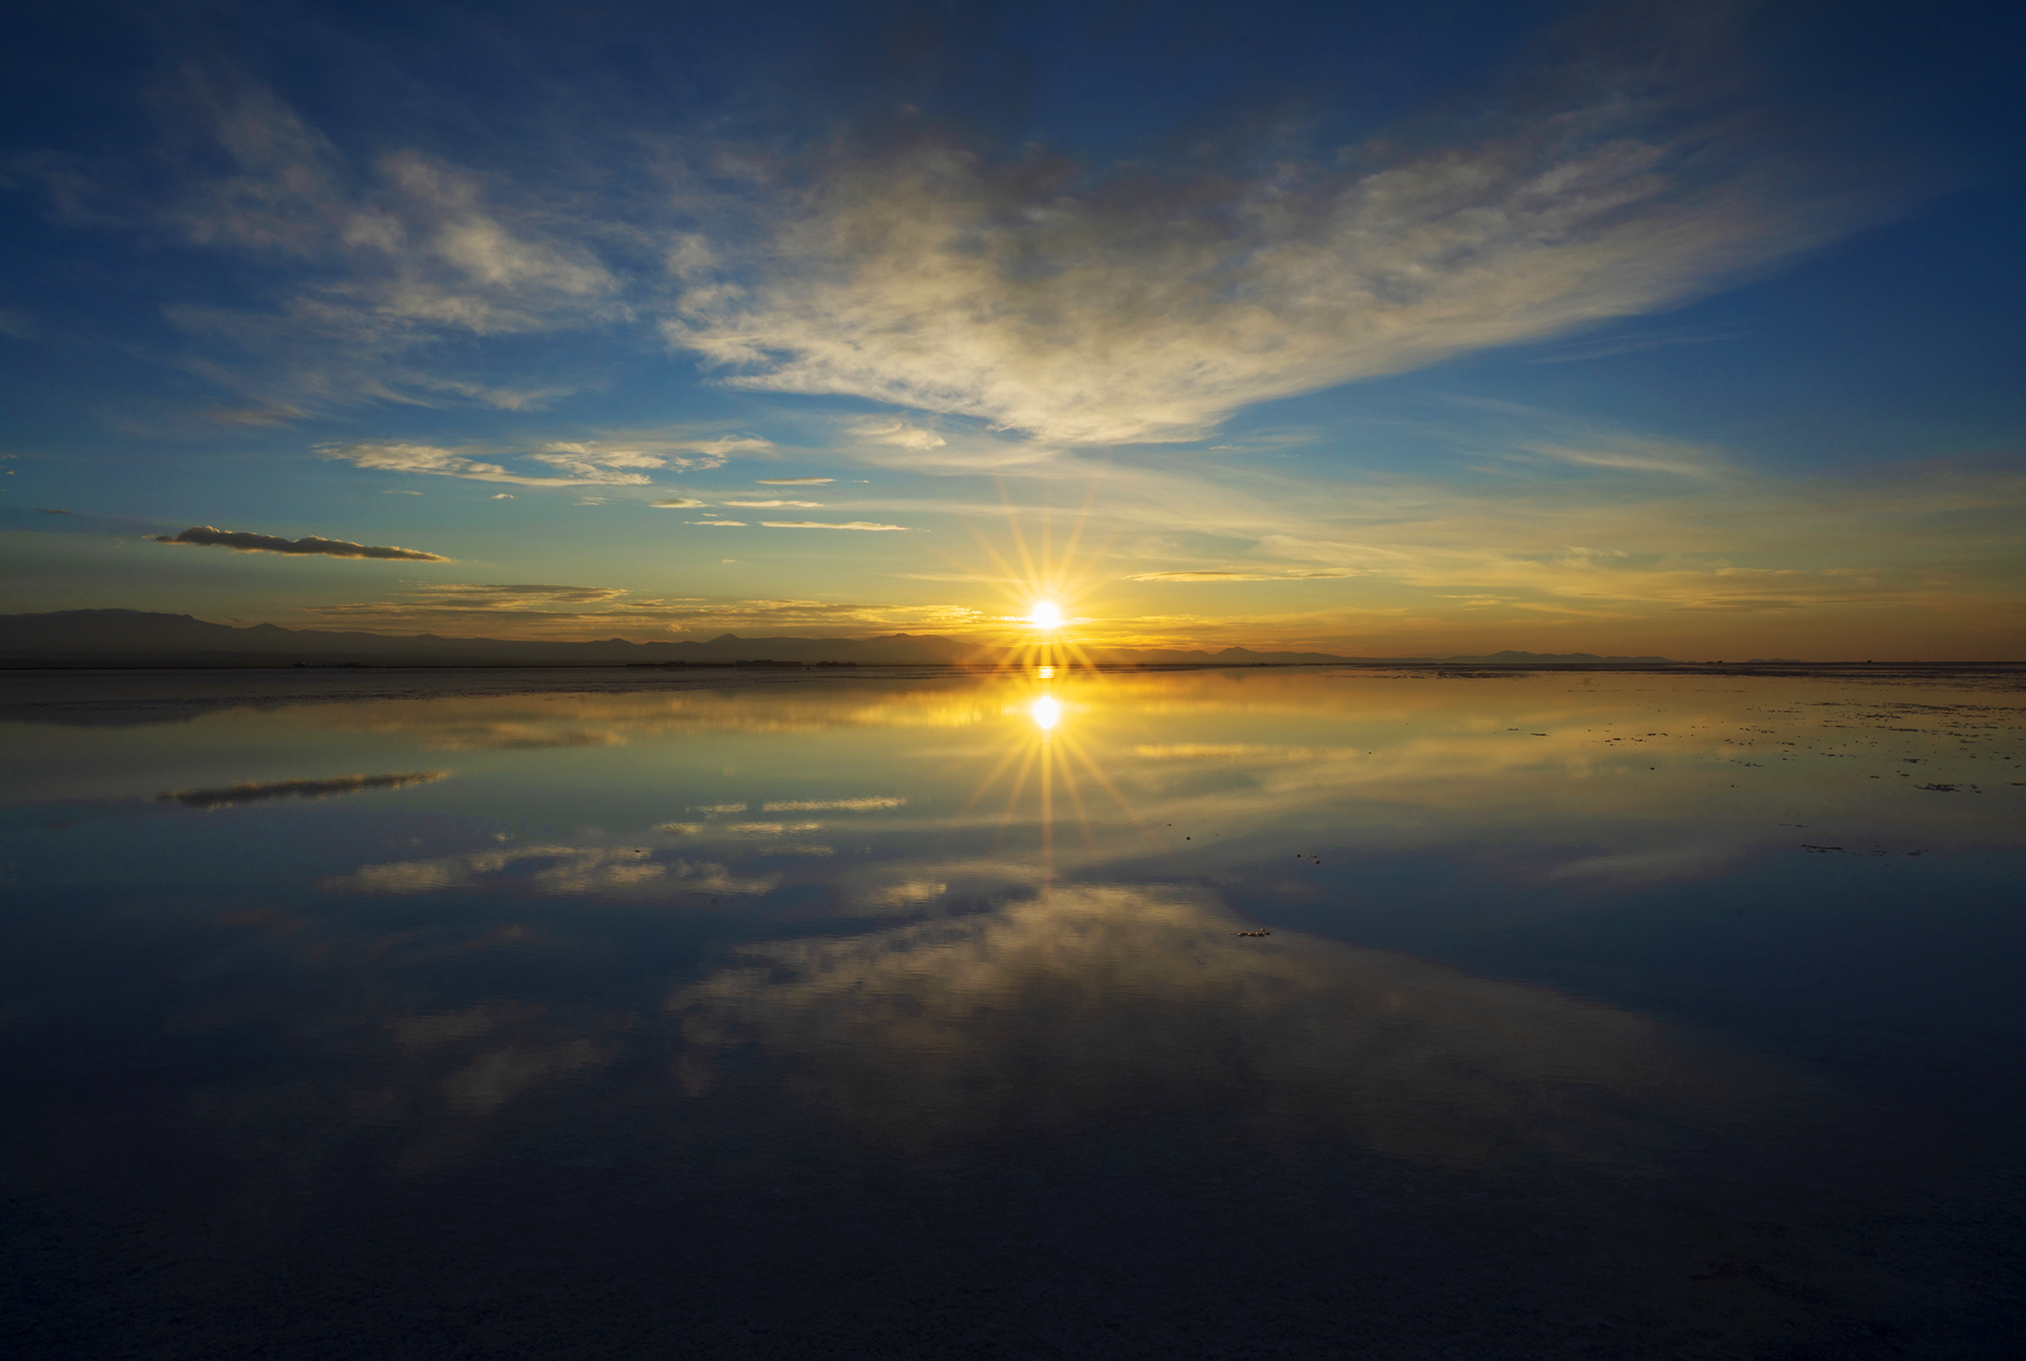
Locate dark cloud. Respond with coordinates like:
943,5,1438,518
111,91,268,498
153,525,451,561
160,771,449,810
409,583,632,604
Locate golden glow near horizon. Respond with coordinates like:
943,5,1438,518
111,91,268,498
1028,601,1064,631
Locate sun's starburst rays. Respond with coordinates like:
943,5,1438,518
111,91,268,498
958,478,1128,674
948,673,1160,895
929,481,1164,888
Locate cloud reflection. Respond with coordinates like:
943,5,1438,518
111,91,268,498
160,769,448,809
672,884,1778,1169
322,845,776,899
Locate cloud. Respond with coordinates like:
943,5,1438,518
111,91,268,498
320,434,772,488
761,520,911,531
1528,327,1751,364
855,420,946,450
407,583,631,605
665,95,1893,445
756,477,834,485
292,589,985,639
152,524,451,561
382,488,424,495
1522,439,1725,479
491,493,514,499
320,440,645,487
533,436,769,477
651,498,709,508
719,499,822,508
689,519,747,526
320,845,776,899
160,771,448,810
762,797,906,811
124,73,624,413
671,884,1773,1163
660,821,823,837
1127,570,1359,582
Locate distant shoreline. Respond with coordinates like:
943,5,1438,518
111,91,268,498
4,658,2019,674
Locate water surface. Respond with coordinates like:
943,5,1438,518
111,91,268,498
4,664,2024,1357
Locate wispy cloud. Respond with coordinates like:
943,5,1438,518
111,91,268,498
407,583,631,605
756,477,835,485
160,771,448,810
320,432,772,488
720,499,823,508
1127,569,1359,582
854,420,946,450
153,524,450,561
320,846,776,899
532,436,768,477
1527,327,1751,364
319,441,643,487
292,586,988,639
651,497,708,508
761,520,912,531
762,797,905,811
665,111,1882,444
1521,439,1726,479
122,70,621,414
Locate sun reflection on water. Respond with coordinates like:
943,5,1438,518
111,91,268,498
1030,696,1061,731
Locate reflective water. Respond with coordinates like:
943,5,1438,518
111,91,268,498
4,665,2024,1358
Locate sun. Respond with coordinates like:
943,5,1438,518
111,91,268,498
1028,601,1064,630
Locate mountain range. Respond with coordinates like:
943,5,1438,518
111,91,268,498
0,610,1680,667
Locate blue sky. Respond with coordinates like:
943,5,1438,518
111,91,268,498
2,0,2021,657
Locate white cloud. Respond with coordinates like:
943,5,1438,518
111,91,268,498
719,499,823,508
531,436,770,478
761,520,912,531
651,497,708,508
319,440,648,487
1127,569,1359,582
756,477,834,485
665,119,1879,445
1522,439,1726,479
762,797,905,811
855,420,946,449
319,434,768,489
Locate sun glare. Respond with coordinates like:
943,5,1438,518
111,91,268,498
1030,696,1061,730
1028,601,1064,630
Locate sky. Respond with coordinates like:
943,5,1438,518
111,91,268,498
1,0,2021,659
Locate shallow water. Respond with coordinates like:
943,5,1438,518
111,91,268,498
4,665,2024,1358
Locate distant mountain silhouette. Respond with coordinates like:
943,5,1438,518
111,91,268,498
0,610,1680,667
1432,649,1678,665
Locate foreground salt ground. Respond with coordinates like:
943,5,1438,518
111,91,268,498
3,665,2022,1357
